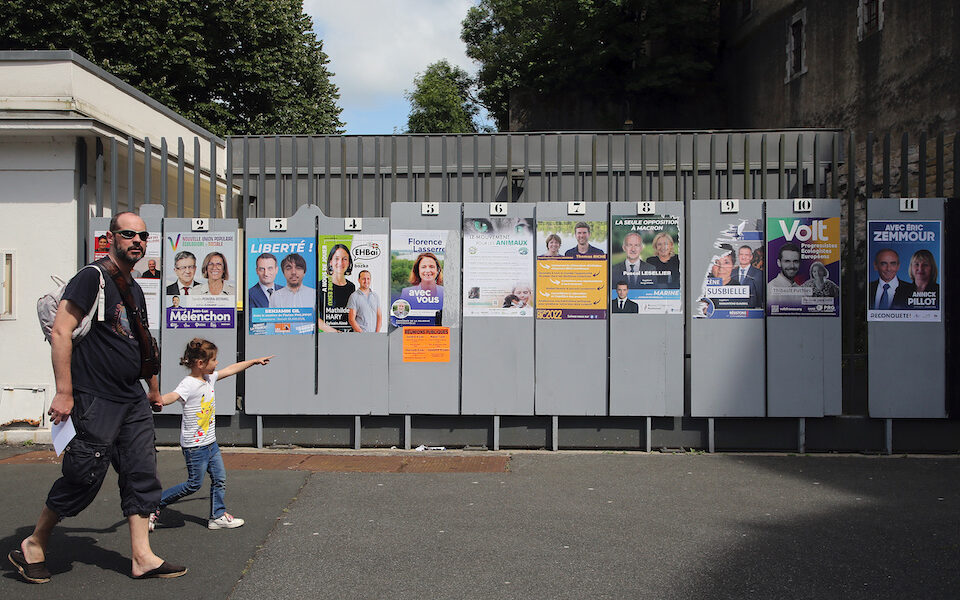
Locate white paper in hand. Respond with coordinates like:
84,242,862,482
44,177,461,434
51,416,76,457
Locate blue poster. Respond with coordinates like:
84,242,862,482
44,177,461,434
246,237,317,335
693,218,765,319
867,220,941,322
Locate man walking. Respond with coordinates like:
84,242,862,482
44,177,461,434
10,211,185,583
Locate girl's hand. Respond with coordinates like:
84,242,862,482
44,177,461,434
256,355,274,365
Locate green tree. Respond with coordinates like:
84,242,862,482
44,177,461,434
0,0,343,136
461,0,719,130
405,60,483,133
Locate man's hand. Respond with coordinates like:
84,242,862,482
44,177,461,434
48,392,74,425
147,390,163,413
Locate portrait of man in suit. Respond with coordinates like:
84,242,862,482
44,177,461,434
165,251,200,295
612,231,657,289
736,245,763,308
869,248,914,309
248,253,283,309
611,281,639,313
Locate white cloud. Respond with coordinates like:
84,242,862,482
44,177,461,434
305,0,477,110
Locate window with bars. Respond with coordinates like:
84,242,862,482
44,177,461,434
858,0,884,41
785,9,807,82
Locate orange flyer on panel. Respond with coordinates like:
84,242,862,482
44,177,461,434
402,327,451,362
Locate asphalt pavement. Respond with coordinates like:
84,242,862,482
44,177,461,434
1,444,958,599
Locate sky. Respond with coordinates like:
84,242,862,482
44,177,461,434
305,0,493,135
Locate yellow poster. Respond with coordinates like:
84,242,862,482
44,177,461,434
536,220,608,320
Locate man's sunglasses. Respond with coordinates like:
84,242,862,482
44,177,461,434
112,229,150,241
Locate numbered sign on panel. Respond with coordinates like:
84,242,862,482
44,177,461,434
489,202,508,216
421,202,440,216
344,217,362,231
900,198,919,212
637,201,655,215
269,218,288,232
720,199,740,214
192,218,210,232
567,201,586,215
793,199,813,213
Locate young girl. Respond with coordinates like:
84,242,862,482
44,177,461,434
150,338,273,531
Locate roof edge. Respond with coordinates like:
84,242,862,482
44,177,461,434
0,50,224,146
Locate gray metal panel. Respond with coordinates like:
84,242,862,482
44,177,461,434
245,204,322,414
609,201,684,416
461,203,536,415
868,197,946,418
689,199,766,417
159,216,239,416
534,202,608,416
388,202,462,415
766,198,842,417
316,210,389,415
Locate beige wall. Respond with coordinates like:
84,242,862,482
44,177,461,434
0,139,78,423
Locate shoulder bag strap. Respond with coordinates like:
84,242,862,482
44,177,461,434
96,257,160,377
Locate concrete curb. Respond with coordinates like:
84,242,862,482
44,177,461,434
0,428,52,445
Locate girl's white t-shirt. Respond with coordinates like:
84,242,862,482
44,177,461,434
173,372,218,447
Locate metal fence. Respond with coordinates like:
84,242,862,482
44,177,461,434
77,129,960,449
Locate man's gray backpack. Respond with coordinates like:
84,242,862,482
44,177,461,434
37,265,105,343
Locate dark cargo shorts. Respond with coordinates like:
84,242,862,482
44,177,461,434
46,392,161,518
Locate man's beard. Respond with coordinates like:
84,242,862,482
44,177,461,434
115,244,143,267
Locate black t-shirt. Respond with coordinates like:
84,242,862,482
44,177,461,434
332,280,356,308
61,265,147,402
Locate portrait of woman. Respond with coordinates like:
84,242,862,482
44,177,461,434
195,251,235,296
909,249,939,308
400,252,444,308
646,231,680,287
326,243,355,308
801,261,840,298
541,234,562,257
711,249,737,286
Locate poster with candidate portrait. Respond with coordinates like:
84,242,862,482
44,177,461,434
390,230,447,327
766,217,841,317
693,218,764,319
163,232,237,329
246,237,317,335
867,220,941,322
93,229,163,329
610,215,682,315
319,234,389,333
462,217,535,317
535,220,608,320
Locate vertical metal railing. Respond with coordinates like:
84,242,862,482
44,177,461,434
81,129,958,417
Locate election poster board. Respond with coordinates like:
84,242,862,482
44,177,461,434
93,229,163,329
462,216,535,318
867,220,941,322
162,232,236,330
766,217,841,317
693,218,764,319
246,237,317,335
609,215,682,314
318,234,389,333
390,230,447,327
535,220,608,320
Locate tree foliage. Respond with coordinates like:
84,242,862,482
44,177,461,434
0,0,343,136
405,60,482,134
461,0,719,130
